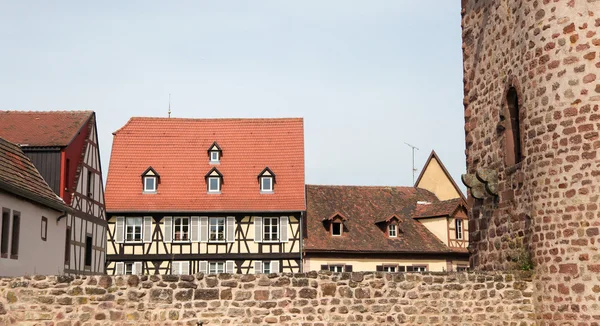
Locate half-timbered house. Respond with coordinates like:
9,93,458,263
304,151,469,272
105,117,305,275
0,111,107,275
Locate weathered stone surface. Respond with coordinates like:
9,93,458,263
194,289,219,301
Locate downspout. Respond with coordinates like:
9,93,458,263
57,211,68,222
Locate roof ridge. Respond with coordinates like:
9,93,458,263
0,110,93,114
127,116,304,121
307,184,418,189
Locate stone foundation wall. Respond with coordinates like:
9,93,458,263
0,271,533,325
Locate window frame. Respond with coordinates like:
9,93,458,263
455,219,463,240
143,176,157,193
383,265,397,272
388,224,397,237
41,216,48,241
210,151,220,163
208,177,221,193
1,208,9,258
331,222,342,236
10,211,20,259
64,227,71,264
173,217,190,242
87,170,94,197
84,234,92,267
209,261,225,274
329,265,344,272
260,176,273,192
262,217,279,242
209,217,226,242
125,217,143,242
263,261,271,274
413,265,428,272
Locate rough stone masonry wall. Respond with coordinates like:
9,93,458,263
461,0,600,324
0,272,533,325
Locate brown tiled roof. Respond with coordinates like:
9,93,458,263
305,185,452,253
0,111,92,147
105,117,305,212
0,137,67,211
413,198,464,219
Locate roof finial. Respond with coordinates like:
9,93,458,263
168,94,171,118
405,142,419,184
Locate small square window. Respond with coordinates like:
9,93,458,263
144,177,156,192
332,222,342,236
329,265,344,272
210,151,220,162
260,177,273,192
209,262,225,274
263,261,271,274
383,265,397,272
388,224,397,237
208,177,220,192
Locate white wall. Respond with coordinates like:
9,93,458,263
0,191,66,276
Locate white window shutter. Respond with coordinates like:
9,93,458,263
254,217,262,242
271,260,280,273
225,260,235,273
254,261,262,274
199,261,208,274
171,261,179,275
115,217,124,243
280,216,289,243
115,262,124,275
163,216,172,243
200,217,208,242
181,261,190,275
134,262,143,275
143,216,153,243
226,216,235,243
190,216,200,242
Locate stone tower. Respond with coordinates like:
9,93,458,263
461,0,600,323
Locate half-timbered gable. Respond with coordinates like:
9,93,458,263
105,117,305,275
0,111,107,275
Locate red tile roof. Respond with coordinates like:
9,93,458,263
413,198,465,219
304,185,453,253
0,111,93,147
0,137,67,211
105,117,305,212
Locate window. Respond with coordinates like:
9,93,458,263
126,217,143,242
383,265,396,272
456,219,463,240
263,261,271,274
172,261,190,275
209,262,225,274
504,87,523,166
457,265,469,272
263,217,279,241
329,265,344,272
413,265,427,272
10,211,20,259
144,176,157,192
260,177,273,192
64,227,71,264
209,217,225,241
332,222,342,236
125,262,134,275
388,224,397,237
210,151,220,163
41,216,48,241
87,170,94,197
1,208,10,258
174,217,189,241
85,235,92,267
208,177,220,193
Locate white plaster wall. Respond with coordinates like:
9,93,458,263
0,191,66,276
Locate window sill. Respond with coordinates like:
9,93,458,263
142,191,157,194
207,191,221,195
125,240,143,243
260,191,274,194
261,240,281,243
209,240,227,243
209,161,220,165
173,240,191,243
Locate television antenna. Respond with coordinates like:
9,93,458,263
405,142,419,184
168,94,172,118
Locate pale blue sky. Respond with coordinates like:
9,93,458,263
0,1,466,190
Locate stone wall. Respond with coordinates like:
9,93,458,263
0,271,534,325
461,0,600,324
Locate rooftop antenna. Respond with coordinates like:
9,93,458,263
405,142,419,184
168,94,171,118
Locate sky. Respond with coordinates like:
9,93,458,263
0,1,466,191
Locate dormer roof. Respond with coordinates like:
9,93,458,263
141,166,160,178
208,141,222,153
323,212,348,222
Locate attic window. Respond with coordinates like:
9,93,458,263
388,224,397,237
332,222,342,236
208,142,222,164
258,167,275,193
141,167,159,193
205,167,223,194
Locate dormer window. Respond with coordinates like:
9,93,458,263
332,222,342,236
388,224,397,237
258,167,275,193
205,167,223,193
324,212,347,236
141,167,159,193
208,142,222,164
